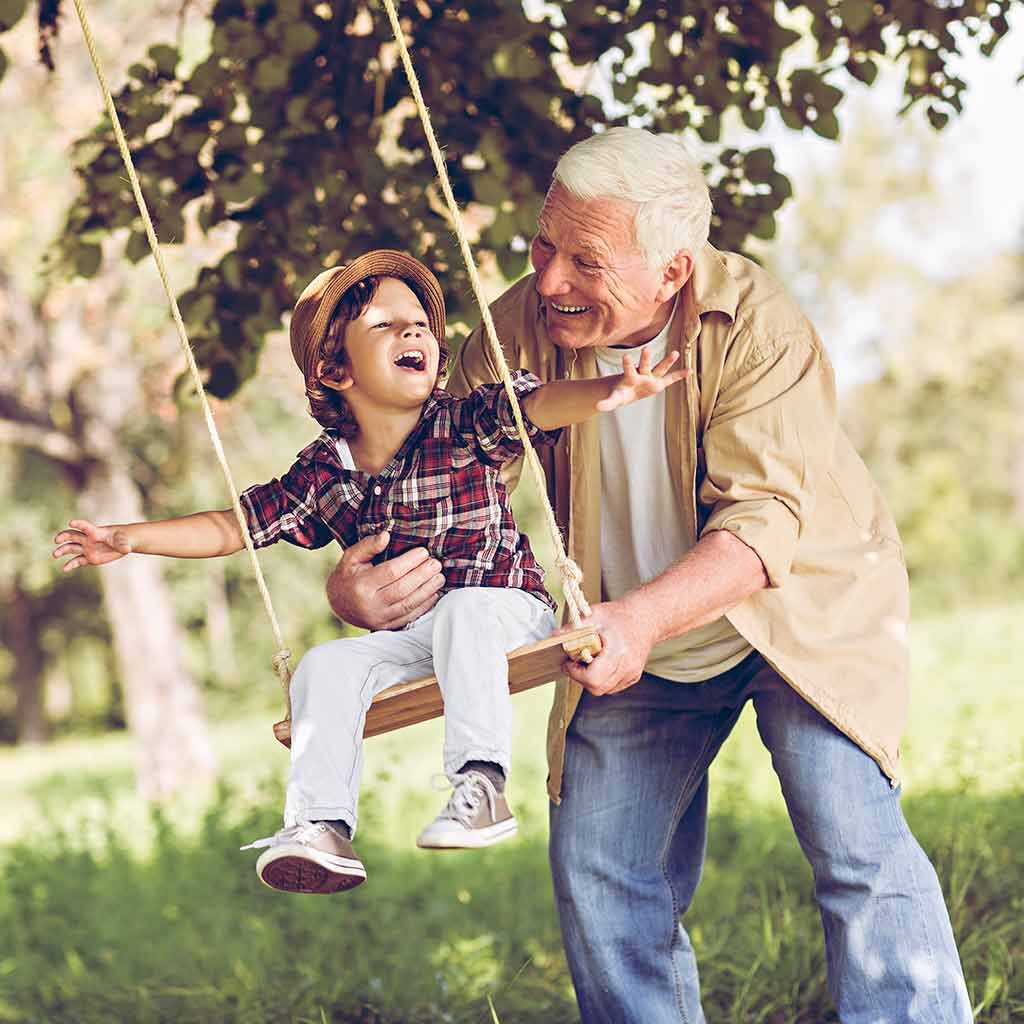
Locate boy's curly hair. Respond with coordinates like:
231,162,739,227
305,275,450,439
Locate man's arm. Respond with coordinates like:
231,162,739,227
564,529,768,695
568,323,837,695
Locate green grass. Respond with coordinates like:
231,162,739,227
1,601,1022,1022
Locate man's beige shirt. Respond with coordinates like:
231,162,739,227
448,244,910,803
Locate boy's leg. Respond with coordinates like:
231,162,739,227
284,624,434,834
245,623,436,894
750,663,972,1022
430,588,556,780
417,588,556,849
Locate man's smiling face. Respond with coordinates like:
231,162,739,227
529,183,689,350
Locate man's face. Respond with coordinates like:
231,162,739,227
330,277,440,414
529,183,686,350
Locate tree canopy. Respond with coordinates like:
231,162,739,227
1,0,1019,399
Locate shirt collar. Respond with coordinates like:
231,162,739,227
301,390,451,473
687,243,739,322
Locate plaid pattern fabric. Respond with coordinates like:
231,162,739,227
239,370,559,612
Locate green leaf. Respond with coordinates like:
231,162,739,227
847,56,878,85
779,106,804,131
838,0,874,35
125,231,151,264
0,46,7,84
810,111,840,140
751,214,776,240
286,95,310,126
148,44,180,77
0,0,28,33
282,21,319,56
74,244,103,279
740,106,765,131
697,112,721,143
254,56,289,92
744,147,775,182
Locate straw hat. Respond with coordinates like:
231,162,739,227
289,250,446,382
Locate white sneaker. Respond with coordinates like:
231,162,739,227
241,822,366,894
416,770,518,849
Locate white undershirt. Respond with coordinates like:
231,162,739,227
593,303,751,682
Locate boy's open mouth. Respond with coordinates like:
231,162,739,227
393,348,428,372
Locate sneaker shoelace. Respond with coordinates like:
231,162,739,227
433,771,498,827
239,821,329,852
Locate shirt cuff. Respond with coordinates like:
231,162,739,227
701,497,799,588
503,370,563,447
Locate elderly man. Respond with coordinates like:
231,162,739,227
327,128,970,1022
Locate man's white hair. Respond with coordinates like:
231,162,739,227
552,127,713,269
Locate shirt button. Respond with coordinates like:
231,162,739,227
373,485,382,496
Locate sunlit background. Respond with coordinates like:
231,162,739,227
2,3,1022,1021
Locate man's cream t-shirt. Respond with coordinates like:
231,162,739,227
593,302,753,682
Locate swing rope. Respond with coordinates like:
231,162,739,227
69,0,592,733
380,0,592,627
69,0,295,706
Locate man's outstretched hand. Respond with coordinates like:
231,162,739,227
326,531,445,631
561,598,657,696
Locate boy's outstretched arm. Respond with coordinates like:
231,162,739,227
52,510,245,572
522,349,688,431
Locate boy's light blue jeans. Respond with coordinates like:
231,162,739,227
549,651,972,1023
284,587,556,834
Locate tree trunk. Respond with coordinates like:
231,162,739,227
4,580,48,745
81,455,218,802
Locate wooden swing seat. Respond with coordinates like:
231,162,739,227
272,624,600,747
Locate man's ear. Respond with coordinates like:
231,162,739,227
316,358,352,392
655,250,694,303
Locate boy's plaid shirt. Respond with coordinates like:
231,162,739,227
239,370,559,612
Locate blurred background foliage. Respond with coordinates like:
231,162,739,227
1,1,1023,1018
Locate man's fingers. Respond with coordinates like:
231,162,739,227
375,550,442,598
379,585,444,630
342,530,392,567
52,542,83,560
368,544,438,588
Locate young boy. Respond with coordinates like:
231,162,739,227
52,250,686,895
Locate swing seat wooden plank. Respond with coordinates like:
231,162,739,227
273,625,600,747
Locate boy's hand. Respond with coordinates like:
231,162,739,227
52,519,133,572
596,349,689,412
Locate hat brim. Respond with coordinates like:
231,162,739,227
306,250,446,353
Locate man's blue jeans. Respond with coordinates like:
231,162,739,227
549,652,971,1023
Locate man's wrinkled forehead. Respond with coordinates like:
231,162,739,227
538,183,640,259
